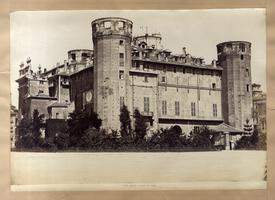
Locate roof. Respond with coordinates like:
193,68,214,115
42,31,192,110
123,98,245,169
48,102,70,108
70,65,93,76
25,95,57,100
211,123,244,133
217,41,251,46
132,57,223,71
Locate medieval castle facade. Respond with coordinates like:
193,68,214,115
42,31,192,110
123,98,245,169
16,17,253,137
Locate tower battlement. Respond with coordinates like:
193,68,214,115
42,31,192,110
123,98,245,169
92,17,133,39
217,41,251,55
68,49,93,64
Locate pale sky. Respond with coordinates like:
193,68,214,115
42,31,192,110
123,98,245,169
10,9,266,108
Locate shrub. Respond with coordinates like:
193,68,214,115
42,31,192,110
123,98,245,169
133,109,147,142
189,126,217,148
119,104,132,138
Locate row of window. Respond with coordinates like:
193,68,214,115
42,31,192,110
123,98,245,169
137,97,219,117
120,71,250,93
133,62,220,76
162,101,218,117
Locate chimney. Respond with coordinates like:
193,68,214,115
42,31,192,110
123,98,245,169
64,60,68,73
182,47,187,57
19,62,24,68
212,59,217,67
38,64,42,75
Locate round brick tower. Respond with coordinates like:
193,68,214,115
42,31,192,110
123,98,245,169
91,17,133,131
217,41,253,130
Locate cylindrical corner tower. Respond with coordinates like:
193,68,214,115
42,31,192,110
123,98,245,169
217,41,253,130
92,17,133,130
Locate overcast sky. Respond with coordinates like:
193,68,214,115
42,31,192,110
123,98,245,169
10,9,266,108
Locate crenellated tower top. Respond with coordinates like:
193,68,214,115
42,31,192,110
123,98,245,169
92,17,133,39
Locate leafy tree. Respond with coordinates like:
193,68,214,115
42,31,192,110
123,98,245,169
15,117,33,149
159,127,181,148
119,104,132,138
32,109,45,146
133,108,147,142
189,126,217,148
54,132,70,150
15,109,45,149
235,126,264,150
67,110,102,147
89,111,102,130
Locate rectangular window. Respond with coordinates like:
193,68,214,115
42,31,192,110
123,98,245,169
161,76,166,83
183,68,186,74
162,100,167,115
174,66,177,73
143,64,149,71
119,71,124,79
82,53,88,61
247,84,250,92
241,55,244,60
119,40,124,45
104,21,111,28
119,53,124,66
175,101,180,116
213,104,217,117
144,97,150,113
71,53,76,60
239,43,245,52
191,102,196,116
120,97,124,108
212,83,216,89
246,68,249,76
144,75,148,82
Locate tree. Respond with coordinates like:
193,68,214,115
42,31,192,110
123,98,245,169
67,110,102,147
119,104,132,138
15,109,45,149
243,118,253,135
89,111,102,130
32,109,45,146
133,108,147,142
159,126,181,148
54,132,70,150
15,117,32,149
235,126,262,150
189,126,217,148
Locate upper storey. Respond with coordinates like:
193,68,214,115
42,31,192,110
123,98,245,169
68,49,93,65
91,17,133,39
217,41,251,56
133,33,163,50
132,34,219,71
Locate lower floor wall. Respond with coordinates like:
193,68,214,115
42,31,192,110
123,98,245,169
157,118,223,135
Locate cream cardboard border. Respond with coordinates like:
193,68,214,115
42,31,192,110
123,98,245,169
1,0,274,199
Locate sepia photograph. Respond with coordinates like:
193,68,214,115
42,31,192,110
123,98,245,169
10,9,267,191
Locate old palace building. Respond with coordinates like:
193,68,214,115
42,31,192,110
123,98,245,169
16,17,253,142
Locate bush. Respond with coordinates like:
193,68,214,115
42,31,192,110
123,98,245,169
119,105,132,138
189,126,217,148
235,127,266,150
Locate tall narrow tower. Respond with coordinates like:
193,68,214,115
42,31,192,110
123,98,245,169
92,17,133,130
217,41,253,130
